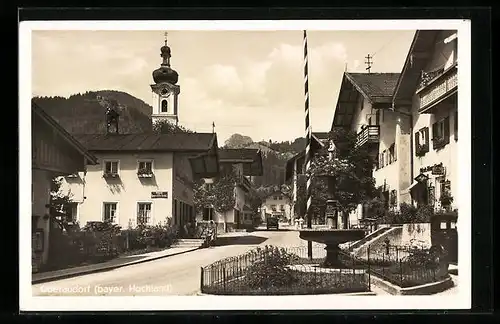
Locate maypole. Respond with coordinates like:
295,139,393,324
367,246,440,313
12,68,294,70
303,30,313,259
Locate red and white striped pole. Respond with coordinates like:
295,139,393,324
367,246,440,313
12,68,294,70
303,30,313,259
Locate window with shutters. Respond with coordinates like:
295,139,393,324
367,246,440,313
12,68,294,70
454,110,458,141
388,143,396,164
432,116,450,150
415,127,430,157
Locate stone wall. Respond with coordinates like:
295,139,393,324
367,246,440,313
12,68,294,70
401,223,432,248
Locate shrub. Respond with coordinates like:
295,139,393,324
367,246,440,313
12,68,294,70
243,246,299,289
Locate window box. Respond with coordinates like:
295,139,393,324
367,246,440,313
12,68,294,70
415,143,429,157
137,161,153,178
103,172,119,179
103,161,119,179
432,137,448,150
137,168,153,178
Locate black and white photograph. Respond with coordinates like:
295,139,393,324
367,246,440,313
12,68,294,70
20,19,471,311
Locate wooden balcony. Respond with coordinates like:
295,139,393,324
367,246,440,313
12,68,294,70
355,125,380,149
417,64,458,114
236,174,252,191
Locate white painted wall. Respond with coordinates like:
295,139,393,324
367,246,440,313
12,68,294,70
261,194,292,221
62,152,175,228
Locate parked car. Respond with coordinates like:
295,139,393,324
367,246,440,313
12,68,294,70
266,216,279,230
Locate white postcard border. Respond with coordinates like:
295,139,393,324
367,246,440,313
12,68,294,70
20,19,472,311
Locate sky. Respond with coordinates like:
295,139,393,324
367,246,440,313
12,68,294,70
32,29,415,144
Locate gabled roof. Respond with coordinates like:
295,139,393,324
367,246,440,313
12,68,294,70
219,148,259,162
73,133,217,152
32,102,98,165
344,72,401,103
284,133,325,181
219,148,263,176
331,72,400,128
392,30,441,106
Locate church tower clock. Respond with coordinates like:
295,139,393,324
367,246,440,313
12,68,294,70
151,32,180,126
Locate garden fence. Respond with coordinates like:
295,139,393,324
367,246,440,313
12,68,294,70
200,245,370,295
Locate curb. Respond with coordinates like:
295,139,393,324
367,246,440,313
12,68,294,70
32,247,200,284
369,274,454,295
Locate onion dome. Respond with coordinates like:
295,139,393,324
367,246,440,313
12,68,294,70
152,32,179,85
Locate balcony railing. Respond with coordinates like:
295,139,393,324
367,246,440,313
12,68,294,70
236,174,252,190
355,125,380,148
418,64,458,113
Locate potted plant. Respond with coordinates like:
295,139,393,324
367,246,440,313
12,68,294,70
137,168,153,178
440,190,454,210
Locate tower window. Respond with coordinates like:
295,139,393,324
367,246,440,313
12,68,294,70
161,99,168,113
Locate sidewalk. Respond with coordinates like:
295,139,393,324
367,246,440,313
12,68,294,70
32,246,199,284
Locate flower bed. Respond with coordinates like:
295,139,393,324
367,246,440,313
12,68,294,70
203,270,369,295
201,245,370,295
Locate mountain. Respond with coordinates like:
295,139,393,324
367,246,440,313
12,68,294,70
32,90,153,134
223,133,254,148
223,133,307,188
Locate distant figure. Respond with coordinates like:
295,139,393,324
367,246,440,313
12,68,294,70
298,217,304,229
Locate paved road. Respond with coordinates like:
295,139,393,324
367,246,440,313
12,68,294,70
32,230,306,296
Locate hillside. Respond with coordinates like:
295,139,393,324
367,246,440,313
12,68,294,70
32,90,153,134
223,134,307,188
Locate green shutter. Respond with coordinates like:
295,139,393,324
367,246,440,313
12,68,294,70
415,131,420,154
423,127,430,151
444,116,450,144
432,122,438,149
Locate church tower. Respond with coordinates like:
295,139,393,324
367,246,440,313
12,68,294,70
151,32,180,126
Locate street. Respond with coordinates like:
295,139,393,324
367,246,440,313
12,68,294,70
32,230,308,296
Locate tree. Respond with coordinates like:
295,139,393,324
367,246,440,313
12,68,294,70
49,177,75,231
153,119,194,134
193,170,237,216
300,128,377,228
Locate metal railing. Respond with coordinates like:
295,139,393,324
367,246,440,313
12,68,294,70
356,125,380,148
348,244,449,288
200,245,370,295
236,174,253,190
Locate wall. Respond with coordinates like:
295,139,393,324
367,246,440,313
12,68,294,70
401,223,432,248
373,110,399,194
172,152,196,224
63,152,174,228
32,169,52,265
355,227,403,260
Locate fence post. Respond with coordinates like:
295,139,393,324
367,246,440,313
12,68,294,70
367,245,371,291
223,267,226,292
200,267,204,293
399,259,403,286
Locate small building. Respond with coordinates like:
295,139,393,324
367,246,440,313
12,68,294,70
32,102,98,272
197,148,263,232
260,190,292,223
61,132,219,229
